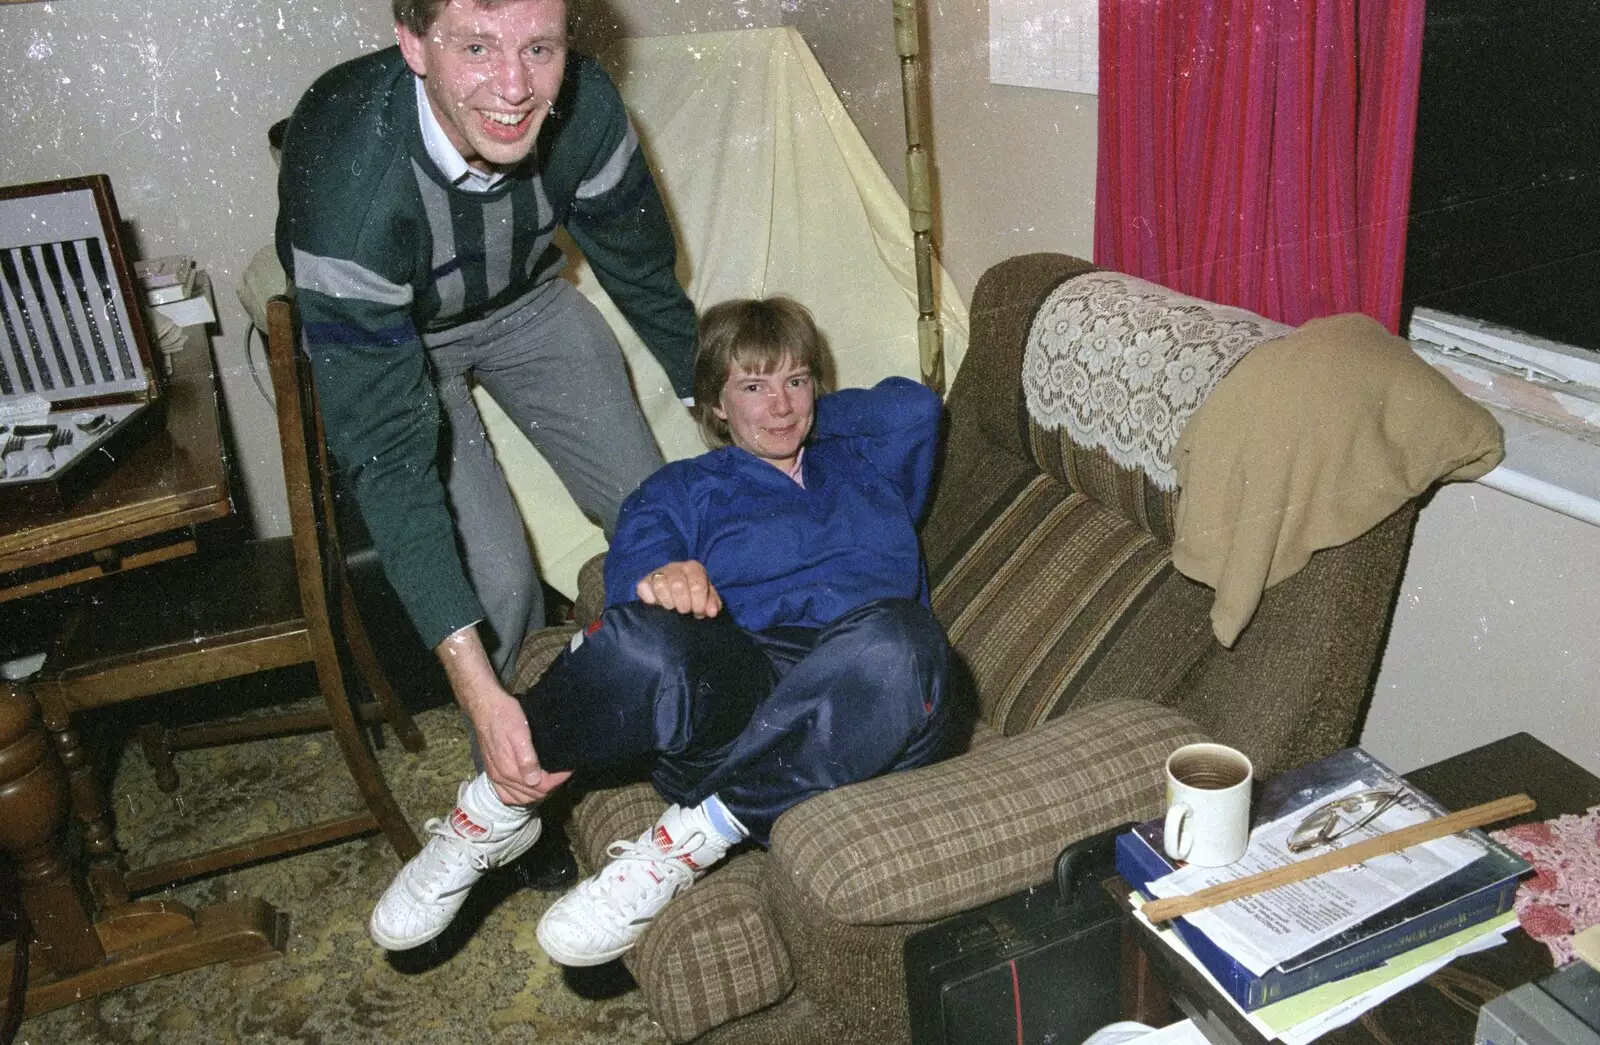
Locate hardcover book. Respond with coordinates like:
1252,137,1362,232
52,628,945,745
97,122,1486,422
1115,746,1529,1011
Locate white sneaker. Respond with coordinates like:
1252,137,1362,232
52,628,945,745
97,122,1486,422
536,804,732,966
368,777,541,950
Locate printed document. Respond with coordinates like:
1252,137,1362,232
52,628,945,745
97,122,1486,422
1145,782,1484,974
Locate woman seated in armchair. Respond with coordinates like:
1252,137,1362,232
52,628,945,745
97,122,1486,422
369,295,963,966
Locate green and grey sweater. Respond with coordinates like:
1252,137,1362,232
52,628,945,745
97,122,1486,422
276,46,694,650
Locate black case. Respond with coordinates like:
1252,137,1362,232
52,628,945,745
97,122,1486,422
904,822,1135,1045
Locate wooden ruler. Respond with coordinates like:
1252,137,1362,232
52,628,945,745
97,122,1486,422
1141,793,1536,923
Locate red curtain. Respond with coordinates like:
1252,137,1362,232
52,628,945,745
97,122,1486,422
1094,0,1425,332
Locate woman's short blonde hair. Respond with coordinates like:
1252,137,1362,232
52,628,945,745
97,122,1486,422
691,297,836,449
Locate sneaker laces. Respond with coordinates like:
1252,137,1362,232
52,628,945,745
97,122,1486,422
408,817,493,897
576,834,701,924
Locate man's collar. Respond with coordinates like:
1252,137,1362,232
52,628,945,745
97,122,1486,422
414,75,505,191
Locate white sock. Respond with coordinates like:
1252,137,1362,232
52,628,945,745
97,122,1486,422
650,804,735,873
460,773,534,833
698,794,748,845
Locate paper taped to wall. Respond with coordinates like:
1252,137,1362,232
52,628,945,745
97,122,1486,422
989,0,1098,95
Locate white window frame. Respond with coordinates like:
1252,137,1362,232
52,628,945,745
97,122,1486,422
1407,307,1600,528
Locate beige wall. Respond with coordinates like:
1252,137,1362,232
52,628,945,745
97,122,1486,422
570,0,781,51
1365,483,1600,775
0,0,783,537
1,0,398,536
789,0,1097,301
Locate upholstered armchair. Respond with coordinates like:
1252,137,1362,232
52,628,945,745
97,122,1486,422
510,253,1502,1044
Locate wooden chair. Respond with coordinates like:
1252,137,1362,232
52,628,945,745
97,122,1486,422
30,295,423,905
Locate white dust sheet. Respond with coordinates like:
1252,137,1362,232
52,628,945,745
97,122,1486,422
480,26,970,597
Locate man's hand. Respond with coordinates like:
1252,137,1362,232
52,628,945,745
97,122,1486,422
635,560,722,618
436,626,571,806
467,689,570,805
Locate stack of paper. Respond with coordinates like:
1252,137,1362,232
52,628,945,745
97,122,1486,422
1147,780,1485,975
149,270,215,328
1130,897,1516,1043
1116,747,1530,1014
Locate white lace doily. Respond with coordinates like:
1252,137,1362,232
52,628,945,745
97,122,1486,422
1022,272,1290,490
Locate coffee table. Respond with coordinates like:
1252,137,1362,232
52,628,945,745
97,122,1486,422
1114,732,1600,1045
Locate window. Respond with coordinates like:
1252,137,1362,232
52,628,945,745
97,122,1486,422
1403,0,1600,358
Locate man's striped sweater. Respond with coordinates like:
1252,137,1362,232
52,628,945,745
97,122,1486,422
276,46,694,650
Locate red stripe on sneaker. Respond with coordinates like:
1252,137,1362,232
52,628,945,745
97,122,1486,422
653,824,704,870
451,808,490,839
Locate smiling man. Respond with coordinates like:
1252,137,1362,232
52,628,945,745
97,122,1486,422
276,0,695,852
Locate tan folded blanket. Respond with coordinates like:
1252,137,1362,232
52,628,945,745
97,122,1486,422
1173,313,1504,646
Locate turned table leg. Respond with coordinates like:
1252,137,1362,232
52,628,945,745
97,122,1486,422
0,681,104,976
31,690,128,908
0,680,288,1019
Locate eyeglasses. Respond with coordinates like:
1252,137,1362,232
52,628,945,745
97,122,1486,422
1287,789,1407,854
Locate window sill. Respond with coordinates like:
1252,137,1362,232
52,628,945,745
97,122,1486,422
1409,332,1600,530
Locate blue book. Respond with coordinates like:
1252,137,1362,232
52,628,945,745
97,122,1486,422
1115,747,1529,1011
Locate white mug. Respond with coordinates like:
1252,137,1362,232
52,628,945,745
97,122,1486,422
1163,742,1253,867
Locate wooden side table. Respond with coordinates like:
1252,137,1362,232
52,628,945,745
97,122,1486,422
0,323,233,591
1116,732,1600,1045
0,327,288,1018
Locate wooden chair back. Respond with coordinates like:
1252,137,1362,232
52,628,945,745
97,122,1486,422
25,298,422,904
264,294,357,708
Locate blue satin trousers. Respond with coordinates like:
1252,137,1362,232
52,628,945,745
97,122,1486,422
519,598,958,845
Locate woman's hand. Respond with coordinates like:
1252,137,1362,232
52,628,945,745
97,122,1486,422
636,560,722,618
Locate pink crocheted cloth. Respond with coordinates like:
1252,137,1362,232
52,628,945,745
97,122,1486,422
1491,805,1600,966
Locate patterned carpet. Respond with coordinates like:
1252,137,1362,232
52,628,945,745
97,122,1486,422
17,680,669,1045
